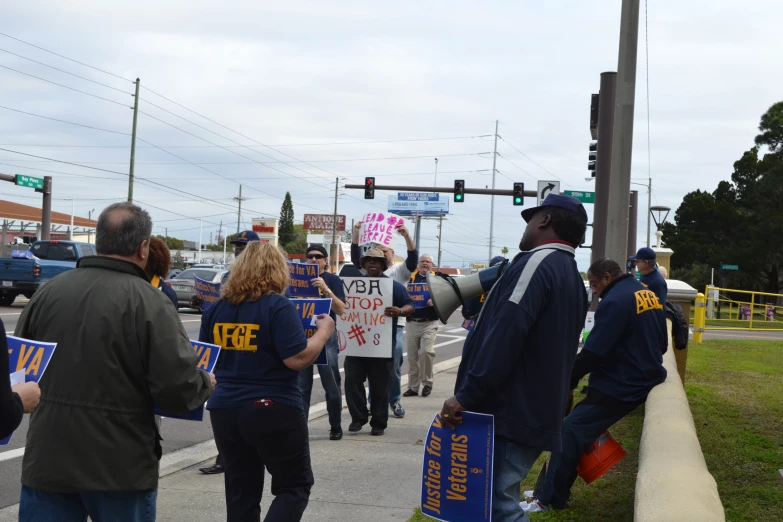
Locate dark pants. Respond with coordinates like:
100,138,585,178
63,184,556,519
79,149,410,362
298,332,342,430
344,356,393,430
210,403,314,522
19,486,157,522
538,389,642,509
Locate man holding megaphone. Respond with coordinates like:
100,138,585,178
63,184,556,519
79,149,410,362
439,194,589,522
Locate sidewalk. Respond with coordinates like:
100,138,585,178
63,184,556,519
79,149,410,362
154,360,461,522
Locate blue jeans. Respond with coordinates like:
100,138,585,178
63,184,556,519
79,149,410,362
492,437,542,522
538,390,641,508
388,327,404,404
19,485,157,522
298,332,342,430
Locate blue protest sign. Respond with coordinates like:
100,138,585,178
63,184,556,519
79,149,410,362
408,283,432,309
291,298,332,366
421,411,494,522
288,263,320,298
194,276,221,312
461,318,475,332
155,340,221,421
2,336,58,445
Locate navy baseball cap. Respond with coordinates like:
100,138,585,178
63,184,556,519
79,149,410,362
490,256,506,267
230,230,260,245
521,194,587,223
629,247,656,261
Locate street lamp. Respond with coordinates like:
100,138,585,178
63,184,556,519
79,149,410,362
650,205,671,247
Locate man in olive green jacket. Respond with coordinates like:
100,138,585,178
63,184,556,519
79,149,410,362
15,202,215,522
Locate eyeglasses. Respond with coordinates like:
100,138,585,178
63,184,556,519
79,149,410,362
307,254,325,259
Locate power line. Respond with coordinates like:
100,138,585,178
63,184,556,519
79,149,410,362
0,64,131,108
0,32,134,83
496,154,537,182
498,136,567,186
0,48,133,95
0,105,130,136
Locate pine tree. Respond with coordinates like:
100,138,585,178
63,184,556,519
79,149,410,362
279,192,296,246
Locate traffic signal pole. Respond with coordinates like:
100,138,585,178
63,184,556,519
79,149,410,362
488,119,499,265
591,72,617,267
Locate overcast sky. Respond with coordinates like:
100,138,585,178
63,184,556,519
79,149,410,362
2,0,781,270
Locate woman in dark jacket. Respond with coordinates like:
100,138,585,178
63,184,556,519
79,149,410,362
146,236,178,309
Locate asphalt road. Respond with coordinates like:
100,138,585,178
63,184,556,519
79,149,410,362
0,302,469,509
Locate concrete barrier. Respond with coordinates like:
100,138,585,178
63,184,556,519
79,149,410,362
634,319,725,521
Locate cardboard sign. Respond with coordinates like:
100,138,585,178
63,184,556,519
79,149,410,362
194,276,221,312
2,336,58,445
291,298,332,366
337,277,393,358
288,262,319,298
408,283,431,309
155,340,221,421
358,213,405,247
421,411,494,522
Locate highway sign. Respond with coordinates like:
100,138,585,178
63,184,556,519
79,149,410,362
537,180,560,206
563,190,595,204
721,264,739,271
15,175,44,190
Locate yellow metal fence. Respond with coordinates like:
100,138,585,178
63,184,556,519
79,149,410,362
693,287,783,342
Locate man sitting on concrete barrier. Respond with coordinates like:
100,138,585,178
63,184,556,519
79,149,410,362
524,257,668,513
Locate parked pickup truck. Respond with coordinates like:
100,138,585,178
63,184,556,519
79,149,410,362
0,240,96,306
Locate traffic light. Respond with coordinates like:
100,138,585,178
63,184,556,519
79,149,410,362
512,182,524,206
364,177,375,199
588,142,597,177
453,180,464,202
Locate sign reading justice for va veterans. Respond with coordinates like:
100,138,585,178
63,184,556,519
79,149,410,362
194,276,221,312
421,411,494,522
408,283,431,309
337,277,393,358
291,297,332,366
155,340,221,421
287,262,319,298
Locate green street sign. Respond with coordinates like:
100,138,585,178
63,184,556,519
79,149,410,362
564,190,595,204
721,264,739,271
15,175,44,190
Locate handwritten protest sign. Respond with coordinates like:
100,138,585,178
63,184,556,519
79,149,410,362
408,283,431,309
2,336,58,445
337,277,393,358
421,411,494,522
288,262,319,298
194,276,221,312
155,340,221,421
358,213,405,247
291,298,332,366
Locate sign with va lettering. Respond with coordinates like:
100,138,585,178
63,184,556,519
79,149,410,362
358,213,405,247
421,411,494,522
461,318,475,332
287,262,320,298
388,192,450,216
408,283,431,309
194,276,221,311
155,340,221,421
337,277,393,358
291,298,332,366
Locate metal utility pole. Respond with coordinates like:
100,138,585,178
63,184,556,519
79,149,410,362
627,190,638,267
41,176,52,240
488,119,499,264
331,177,339,273
414,212,421,252
437,212,443,269
128,78,140,203
198,219,203,264
87,209,95,243
234,185,244,234
646,177,652,247
605,0,641,265
434,158,439,187
591,72,617,264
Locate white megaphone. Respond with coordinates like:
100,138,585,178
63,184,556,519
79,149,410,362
426,261,509,324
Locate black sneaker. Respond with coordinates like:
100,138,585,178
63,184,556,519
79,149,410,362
348,422,365,432
403,389,418,397
371,427,385,436
330,428,343,441
198,463,224,475
390,402,405,418
422,385,432,397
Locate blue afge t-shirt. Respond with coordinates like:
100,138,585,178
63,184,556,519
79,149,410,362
201,293,308,410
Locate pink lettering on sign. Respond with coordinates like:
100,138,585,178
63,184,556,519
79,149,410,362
359,213,405,247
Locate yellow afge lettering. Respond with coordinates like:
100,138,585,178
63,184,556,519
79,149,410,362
634,290,663,314
194,345,212,370
213,323,260,351
17,344,44,377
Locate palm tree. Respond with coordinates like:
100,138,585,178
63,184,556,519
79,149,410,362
501,246,509,256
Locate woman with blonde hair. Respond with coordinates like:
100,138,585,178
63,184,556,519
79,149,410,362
200,241,334,522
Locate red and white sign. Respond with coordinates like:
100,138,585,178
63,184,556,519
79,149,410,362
337,277,393,358
304,214,346,231
358,213,405,247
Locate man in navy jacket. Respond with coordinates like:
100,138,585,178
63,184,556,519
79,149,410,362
440,194,588,522
630,247,668,307
527,258,667,513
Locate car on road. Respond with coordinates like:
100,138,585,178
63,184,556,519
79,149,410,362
0,240,96,306
165,268,227,310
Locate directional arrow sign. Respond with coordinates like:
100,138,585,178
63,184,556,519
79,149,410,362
537,180,561,206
